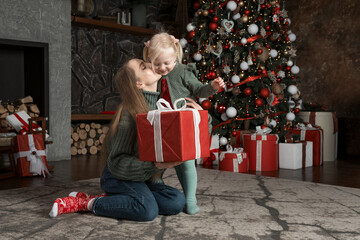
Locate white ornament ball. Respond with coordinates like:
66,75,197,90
287,60,294,67
270,119,277,127
270,49,278,58
286,112,296,121
226,107,237,118
231,75,240,84
240,61,249,70
221,113,229,121
248,24,259,35
193,53,202,61
291,65,300,74
241,38,248,45
287,85,298,95
198,98,207,104
186,23,195,32
233,13,241,20
219,137,228,146
288,33,296,42
226,1,237,11
286,18,291,25
179,38,188,48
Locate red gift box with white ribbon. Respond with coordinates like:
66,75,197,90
219,145,248,173
243,127,279,171
136,98,210,162
14,134,50,177
289,124,324,166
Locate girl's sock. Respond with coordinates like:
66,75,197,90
49,196,94,218
69,191,106,199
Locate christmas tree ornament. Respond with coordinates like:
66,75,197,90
231,75,240,84
219,137,228,145
222,19,234,32
201,60,207,66
291,65,300,74
286,112,295,121
209,22,218,31
233,13,241,20
257,49,263,55
188,30,196,39
193,52,202,61
226,1,237,11
212,16,219,22
186,23,195,32
270,49,278,58
287,60,294,66
288,99,295,109
231,131,238,137
240,61,249,70
260,88,270,98
223,65,231,74
179,38,188,48
248,24,259,35
272,83,283,94
292,90,301,100
287,85,298,95
221,113,229,121
232,87,241,95
226,106,237,118
288,33,296,42
203,10,209,16
201,100,212,110
293,108,300,114
241,15,249,23
255,98,264,106
270,119,277,127
217,103,227,113
258,47,270,62
244,87,252,96
239,72,245,78
241,38,248,45
197,9,203,15
239,1,244,7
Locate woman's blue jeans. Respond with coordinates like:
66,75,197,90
92,165,185,221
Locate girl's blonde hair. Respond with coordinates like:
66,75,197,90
100,59,150,165
143,32,183,70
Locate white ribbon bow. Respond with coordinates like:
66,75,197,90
219,144,244,165
147,98,201,162
14,134,50,177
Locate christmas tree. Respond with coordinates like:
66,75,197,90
180,0,303,144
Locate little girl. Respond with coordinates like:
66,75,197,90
143,32,225,215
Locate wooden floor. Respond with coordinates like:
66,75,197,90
0,155,359,190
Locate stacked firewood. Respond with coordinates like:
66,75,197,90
71,122,109,155
0,96,40,130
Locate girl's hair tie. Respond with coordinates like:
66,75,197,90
170,35,179,43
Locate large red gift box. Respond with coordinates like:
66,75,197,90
136,101,210,162
289,127,324,166
13,134,50,177
243,134,279,171
219,146,248,173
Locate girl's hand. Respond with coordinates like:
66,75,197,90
154,161,183,169
211,77,225,90
185,97,203,110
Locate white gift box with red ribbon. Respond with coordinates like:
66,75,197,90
6,111,41,134
279,141,313,169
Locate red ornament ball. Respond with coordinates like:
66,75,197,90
244,10,250,15
206,70,216,79
245,113,250,117
223,44,230,50
285,66,291,71
216,104,226,114
257,49,263,55
262,69,267,75
212,16,219,22
257,16,262,21
294,108,300,114
188,30,196,39
276,78,282,83
261,4,266,9
257,69,262,75
231,131,238,137
266,25,270,31
244,87,252,96
209,22,218,31
260,88,270,98
193,1,200,10
201,100,212,110
254,98,264,107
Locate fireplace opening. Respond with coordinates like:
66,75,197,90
0,38,49,126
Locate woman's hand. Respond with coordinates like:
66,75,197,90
154,161,183,169
185,97,203,110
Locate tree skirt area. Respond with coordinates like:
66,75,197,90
0,167,359,240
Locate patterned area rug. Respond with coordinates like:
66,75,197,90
0,167,359,239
